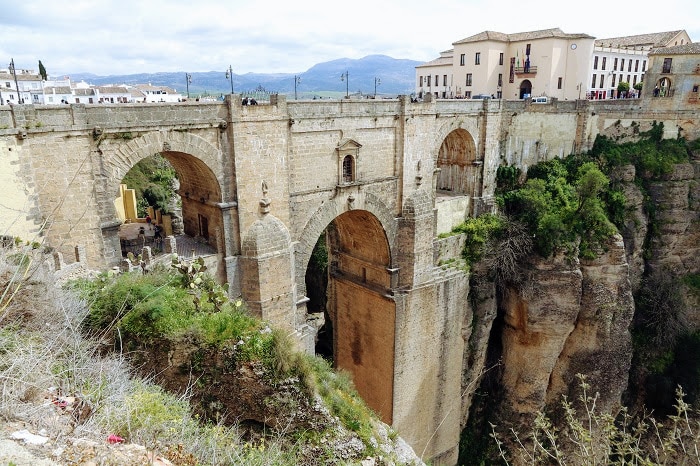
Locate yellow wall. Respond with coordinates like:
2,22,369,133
115,183,138,222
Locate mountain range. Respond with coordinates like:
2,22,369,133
67,55,422,98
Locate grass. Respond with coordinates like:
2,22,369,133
0,247,414,465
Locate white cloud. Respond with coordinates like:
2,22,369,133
1,0,698,76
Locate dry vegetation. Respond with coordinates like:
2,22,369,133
0,246,421,465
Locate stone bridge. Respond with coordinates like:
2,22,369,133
1,95,696,464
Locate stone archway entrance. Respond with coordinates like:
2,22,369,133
436,128,481,197
520,79,533,99
308,209,395,424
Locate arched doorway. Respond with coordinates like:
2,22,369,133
436,128,481,197
656,77,673,97
306,209,395,423
520,79,533,99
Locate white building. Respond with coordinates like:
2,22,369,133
132,84,182,103
588,30,692,99
416,28,595,101
95,86,132,104
417,28,694,101
0,67,43,105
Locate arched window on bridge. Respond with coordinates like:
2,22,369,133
336,138,362,185
342,155,354,183
655,77,673,97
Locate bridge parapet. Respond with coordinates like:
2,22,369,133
0,102,229,135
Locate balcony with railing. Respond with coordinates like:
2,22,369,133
514,65,537,75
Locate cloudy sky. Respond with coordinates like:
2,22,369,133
2,0,699,77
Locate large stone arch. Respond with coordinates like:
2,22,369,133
294,191,397,296
97,130,228,265
105,130,225,206
294,191,398,424
325,209,395,424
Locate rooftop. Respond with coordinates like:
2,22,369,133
595,30,686,48
453,27,593,45
649,42,700,55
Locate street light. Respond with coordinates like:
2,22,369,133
294,75,301,100
9,59,21,104
225,65,234,94
374,77,381,97
185,73,192,99
340,71,348,98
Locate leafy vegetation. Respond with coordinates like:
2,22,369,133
589,121,690,178
121,153,178,216
497,158,616,259
73,260,385,458
450,213,505,265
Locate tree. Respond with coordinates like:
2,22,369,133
617,81,630,97
38,60,47,80
634,81,643,92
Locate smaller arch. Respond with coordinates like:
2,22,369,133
520,79,533,99
342,155,355,183
655,77,673,97
436,128,479,195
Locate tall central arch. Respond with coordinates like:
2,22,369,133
313,209,396,423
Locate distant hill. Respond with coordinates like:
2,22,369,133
67,55,421,98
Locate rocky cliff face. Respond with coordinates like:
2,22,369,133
465,154,700,446
493,235,634,423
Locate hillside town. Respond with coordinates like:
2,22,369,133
0,71,184,105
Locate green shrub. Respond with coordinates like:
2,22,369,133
452,213,505,265
495,165,521,194
683,273,700,296
501,158,616,258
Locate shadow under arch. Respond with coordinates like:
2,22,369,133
297,196,397,425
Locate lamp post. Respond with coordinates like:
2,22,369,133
340,71,348,98
185,73,192,99
294,75,301,100
225,65,234,94
9,59,21,104
374,77,381,97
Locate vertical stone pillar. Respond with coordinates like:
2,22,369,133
239,188,296,331
163,236,177,254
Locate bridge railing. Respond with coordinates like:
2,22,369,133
240,86,278,104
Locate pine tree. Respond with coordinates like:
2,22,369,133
38,60,47,80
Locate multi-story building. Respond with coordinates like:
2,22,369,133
416,28,595,100
643,42,700,111
417,27,693,101
0,67,43,105
588,30,692,99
